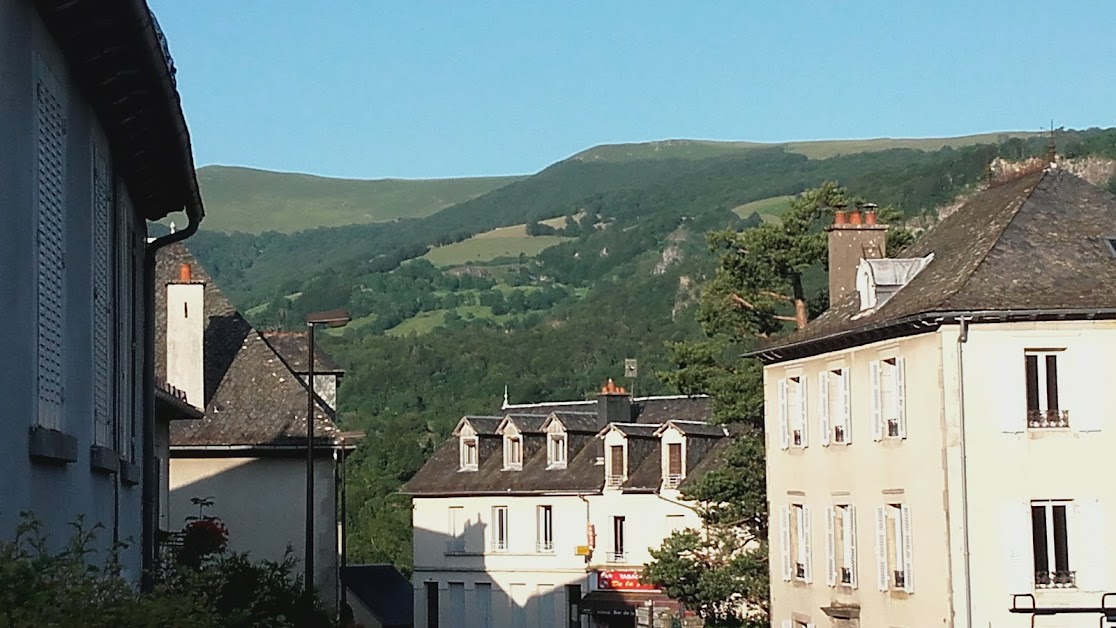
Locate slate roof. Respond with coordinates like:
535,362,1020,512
656,420,729,438
260,331,344,374
403,394,725,496
500,395,711,424
341,564,413,627
156,244,341,449
755,169,1116,362
452,416,503,436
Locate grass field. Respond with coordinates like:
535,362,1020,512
732,195,794,220
423,223,572,267
185,165,523,234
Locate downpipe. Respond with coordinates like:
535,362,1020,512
957,317,974,628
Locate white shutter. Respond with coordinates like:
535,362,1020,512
1004,503,1032,593
895,357,907,438
780,506,792,581
1076,351,1102,431
781,621,792,628
819,372,830,446
848,505,859,589
870,361,883,441
840,369,852,444
34,53,68,430
803,505,813,583
901,504,914,593
1002,355,1026,433
825,506,836,587
778,379,789,450
799,379,809,447
875,506,889,591
1076,499,1106,592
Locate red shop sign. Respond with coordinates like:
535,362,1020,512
595,569,658,591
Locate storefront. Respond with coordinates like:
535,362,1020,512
579,570,682,628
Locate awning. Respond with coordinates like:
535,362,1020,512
579,590,681,616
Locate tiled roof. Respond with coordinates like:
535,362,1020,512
756,169,1116,362
157,244,341,449
403,395,725,496
259,330,344,374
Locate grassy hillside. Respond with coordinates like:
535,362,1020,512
423,216,574,266
732,195,794,220
572,132,1036,163
191,166,523,233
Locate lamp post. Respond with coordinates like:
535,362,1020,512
304,309,350,600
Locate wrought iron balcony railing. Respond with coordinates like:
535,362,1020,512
1028,409,1070,429
1035,570,1076,589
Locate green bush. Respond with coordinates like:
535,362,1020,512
0,513,334,628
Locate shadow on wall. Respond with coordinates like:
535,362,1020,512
413,519,586,628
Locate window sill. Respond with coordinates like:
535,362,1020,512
120,460,141,486
90,445,119,474
457,466,478,472
502,464,523,471
28,425,78,464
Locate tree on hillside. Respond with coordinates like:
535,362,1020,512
648,183,913,626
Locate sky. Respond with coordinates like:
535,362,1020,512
150,0,1116,180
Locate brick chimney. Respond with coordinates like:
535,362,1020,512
596,379,632,428
166,263,204,408
827,203,887,305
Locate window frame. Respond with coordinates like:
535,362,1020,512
536,505,554,553
1031,500,1075,588
830,503,857,588
547,432,567,468
491,506,508,552
503,434,523,470
610,515,626,563
1025,350,1068,428
788,375,807,447
459,436,478,471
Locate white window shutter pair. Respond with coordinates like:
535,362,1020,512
798,380,809,447
839,369,852,444
818,372,830,446
825,506,837,586
901,504,914,593
874,506,889,591
895,357,908,438
780,505,792,581
1076,499,1106,591
778,379,789,450
870,361,883,441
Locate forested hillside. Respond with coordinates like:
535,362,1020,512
184,128,1116,570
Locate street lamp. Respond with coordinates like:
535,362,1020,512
304,309,350,600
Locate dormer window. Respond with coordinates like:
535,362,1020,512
459,437,478,471
547,433,567,468
664,442,683,488
855,254,934,312
504,434,523,469
606,444,625,487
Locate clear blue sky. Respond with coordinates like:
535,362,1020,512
150,0,1116,180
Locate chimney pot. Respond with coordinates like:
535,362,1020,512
179,263,192,282
864,210,877,225
833,210,848,226
849,210,862,226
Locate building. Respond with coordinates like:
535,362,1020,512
403,383,728,628
156,243,358,609
343,564,416,628
0,0,203,578
755,167,1116,627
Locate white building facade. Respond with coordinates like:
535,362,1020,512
757,169,1116,627
405,387,726,628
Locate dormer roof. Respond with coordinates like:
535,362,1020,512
653,420,728,438
596,423,660,439
496,414,548,435
452,416,503,437
540,411,600,433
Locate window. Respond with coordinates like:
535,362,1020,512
446,507,465,553
565,584,581,628
425,582,439,628
789,376,808,447
116,185,138,461
819,369,851,446
475,583,492,627
91,140,113,447
665,442,683,487
870,359,907,440
610,516,626,562
1025,351,1068,428
826,504,857,587
780,503,812,582
34,52,68,430
492,506,508,551
875,503,913,592
537,505,554,553
548,433,567,468
459,437,478,470
607,444,625,487
1031,501,1074,588
504,434,522,469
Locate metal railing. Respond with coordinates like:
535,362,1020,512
490,540,508,552
607,551,627,563
1028,409,1070,429
1035,570,1076,589
536,541,554,554
664,473,683,488
606,475,625,488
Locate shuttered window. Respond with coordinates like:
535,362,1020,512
34,53,67,430
92,140,113,446
667,443,682,475
790,503,812,582
1031,500,1074,588
492,506,508,551
609,445,624,478
789,376,808,447
1025,351,1069,428
876,503,914,593
777,379,789,449
827,504,857,588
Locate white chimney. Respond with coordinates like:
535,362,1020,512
166,263,204,408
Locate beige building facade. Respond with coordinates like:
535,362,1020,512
758,169,1116,627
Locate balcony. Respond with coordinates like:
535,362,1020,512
1035,570,1076,589
607,551,627,564
1028,409,1069,429
663,473,683,489
606,475,625,488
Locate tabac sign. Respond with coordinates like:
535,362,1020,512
595,569,658,591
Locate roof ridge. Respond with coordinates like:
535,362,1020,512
940,171,1049,309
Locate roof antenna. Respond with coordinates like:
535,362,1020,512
502,385,509,409
1046,119,1057,165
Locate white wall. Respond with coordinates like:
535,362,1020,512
169,455,340,607
0,0,145,574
